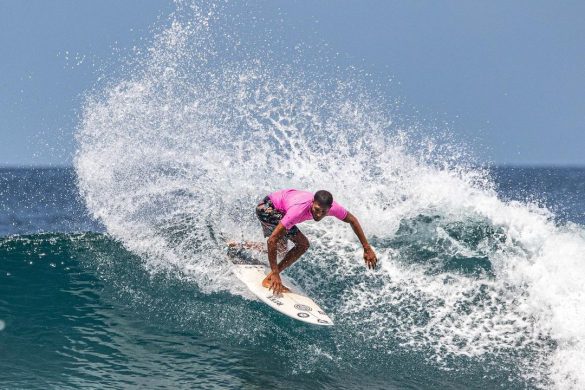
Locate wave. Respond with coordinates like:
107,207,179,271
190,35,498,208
74,2,585,388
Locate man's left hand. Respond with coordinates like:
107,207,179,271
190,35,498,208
364,246,377,269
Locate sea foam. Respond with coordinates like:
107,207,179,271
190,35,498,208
75,2,585,388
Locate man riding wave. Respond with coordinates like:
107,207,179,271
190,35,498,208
239,189,377,294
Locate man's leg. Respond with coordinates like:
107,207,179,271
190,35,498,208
276,237,287,257
227,240,287,255
277,231,309,272
227,241,266,252
262,231,309,290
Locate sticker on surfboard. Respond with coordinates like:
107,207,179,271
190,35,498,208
228,250,333,326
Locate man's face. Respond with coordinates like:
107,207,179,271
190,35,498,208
311,201,330,221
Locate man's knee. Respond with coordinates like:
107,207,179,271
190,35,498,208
296,237,310,252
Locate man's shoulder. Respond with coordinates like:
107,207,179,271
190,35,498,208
286,188,311,194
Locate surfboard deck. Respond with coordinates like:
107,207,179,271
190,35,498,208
228,249,334,326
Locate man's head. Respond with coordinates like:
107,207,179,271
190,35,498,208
311,190,333,221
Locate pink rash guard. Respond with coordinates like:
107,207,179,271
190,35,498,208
268,189,349,230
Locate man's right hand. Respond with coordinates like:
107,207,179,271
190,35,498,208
269,272,286,295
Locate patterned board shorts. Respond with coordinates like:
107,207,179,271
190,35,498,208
256,196,300,239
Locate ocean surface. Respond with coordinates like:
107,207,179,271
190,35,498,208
3,2,585,389
1,166,585,389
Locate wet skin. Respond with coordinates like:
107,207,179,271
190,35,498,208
310,202,329,221
264,200,378,295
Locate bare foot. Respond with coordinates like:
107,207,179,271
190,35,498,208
227,241,267,253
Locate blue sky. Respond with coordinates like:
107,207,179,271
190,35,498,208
1,0,584,166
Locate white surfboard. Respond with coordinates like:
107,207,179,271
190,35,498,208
230,255,334,326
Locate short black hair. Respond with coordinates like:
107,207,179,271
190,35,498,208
314,190,333,208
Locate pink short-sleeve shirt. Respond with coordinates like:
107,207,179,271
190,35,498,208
268,189,348,230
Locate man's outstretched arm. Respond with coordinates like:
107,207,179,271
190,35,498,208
343,212,378,269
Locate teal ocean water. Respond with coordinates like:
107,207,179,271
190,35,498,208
2,167,585,389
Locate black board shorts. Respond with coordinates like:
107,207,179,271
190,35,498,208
256,196,300,239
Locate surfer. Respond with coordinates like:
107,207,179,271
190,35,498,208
252,189,378,294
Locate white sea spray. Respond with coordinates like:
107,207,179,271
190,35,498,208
75,2,585,388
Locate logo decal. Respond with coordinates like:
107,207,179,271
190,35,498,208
267,295,284,306
294,304,312,312
297,312,310,318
